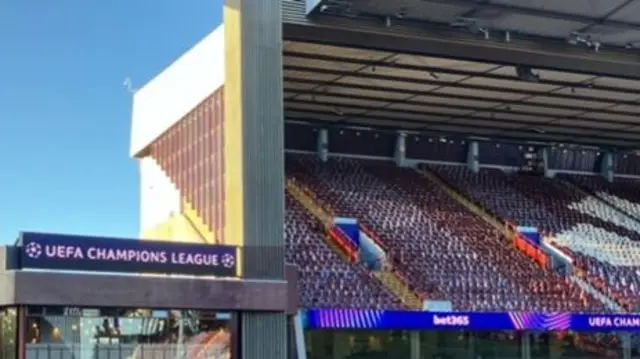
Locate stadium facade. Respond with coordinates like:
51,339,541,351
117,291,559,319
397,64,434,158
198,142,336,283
5,0,640,358
132,0,640,359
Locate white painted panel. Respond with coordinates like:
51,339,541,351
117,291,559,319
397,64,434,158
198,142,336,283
130,25,225,156
139,157,181,232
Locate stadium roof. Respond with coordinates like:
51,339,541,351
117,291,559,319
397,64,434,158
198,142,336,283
283,0,640,148
313,0,640,49
283,41,640,148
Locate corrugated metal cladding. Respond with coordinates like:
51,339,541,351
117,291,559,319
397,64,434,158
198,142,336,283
239,0,285,280
149,88,226,243
230,0,287,356
281,0,308,25
241,312,287,359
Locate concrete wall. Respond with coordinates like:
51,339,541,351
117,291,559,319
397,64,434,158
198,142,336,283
141,212,204,243
4,271,288,311
139,156,181,232
130,25,225,157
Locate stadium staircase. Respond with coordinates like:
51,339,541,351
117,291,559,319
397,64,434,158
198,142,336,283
373,269,424,309
419,167,625,313
148,157,216,243
182,200,215,243
286,179,333,227
286,178,424,309
570,275,624,312
286,179,356,264
416,168,508,236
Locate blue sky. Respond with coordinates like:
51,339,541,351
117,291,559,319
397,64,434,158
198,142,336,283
0,0,223,243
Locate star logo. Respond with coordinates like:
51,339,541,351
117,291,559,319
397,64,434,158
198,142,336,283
221,253,235,268
25,242,42,259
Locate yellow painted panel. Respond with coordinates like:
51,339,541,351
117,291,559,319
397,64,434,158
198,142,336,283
224,0,244,277
182,199,215,243
139,213,205,278
141,213,205,244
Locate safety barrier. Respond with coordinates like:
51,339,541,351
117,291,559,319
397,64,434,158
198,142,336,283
286,179,358,262
329,226,358,262
514,234,549,268
507,222,549,268
358,224,425,306
359,223,388,251
288,177,424,305
422,166,553,270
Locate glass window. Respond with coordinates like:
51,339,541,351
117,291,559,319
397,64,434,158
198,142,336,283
25,307,232,359
306,330,410,359
541,331,624,359
1,307,17,359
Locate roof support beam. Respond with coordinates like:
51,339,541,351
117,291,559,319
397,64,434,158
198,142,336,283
418,0,640,32
284,65,640,107
284,89,640,128
285,117,635,149
285,99,637,134
285,51,640,96
284,110,636,146
283,22,640,80
284,78,640,118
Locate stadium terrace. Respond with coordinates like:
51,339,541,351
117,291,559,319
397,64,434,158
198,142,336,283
7,0,640,358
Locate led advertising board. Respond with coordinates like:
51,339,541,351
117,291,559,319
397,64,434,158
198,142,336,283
305,309,640,332
20,232,237,277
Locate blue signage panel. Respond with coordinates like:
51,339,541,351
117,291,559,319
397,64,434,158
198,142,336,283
20,232,237,276
305,309,640,332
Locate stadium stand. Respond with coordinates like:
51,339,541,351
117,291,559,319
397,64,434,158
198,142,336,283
285,154,605,312
426,164,640,311
563,174,640,221
285,192,405,309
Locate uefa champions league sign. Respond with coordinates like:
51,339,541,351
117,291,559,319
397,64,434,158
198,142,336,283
20,232,237,276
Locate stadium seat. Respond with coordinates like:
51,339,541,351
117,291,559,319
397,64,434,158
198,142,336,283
286,154,605,312
563,174,640,221
285,193,405,309
429,165,640,310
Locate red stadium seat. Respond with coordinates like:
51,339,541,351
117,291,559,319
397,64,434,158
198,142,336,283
285,154,605,312
285,192,405,309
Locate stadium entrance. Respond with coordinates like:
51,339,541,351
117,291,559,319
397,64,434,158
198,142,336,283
0,232,298,359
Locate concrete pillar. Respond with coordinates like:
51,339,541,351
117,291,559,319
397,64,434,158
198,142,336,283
395,131,407,167
332,332,350,359
622,332,631,359
540,147,551,178
317,128,328,162
467,141,479,173
410,331,420,359
224,0,287,358
467,333,475,359
521,333,531,359
601,151,614,183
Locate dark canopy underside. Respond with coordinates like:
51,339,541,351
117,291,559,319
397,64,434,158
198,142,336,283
283,40,640,148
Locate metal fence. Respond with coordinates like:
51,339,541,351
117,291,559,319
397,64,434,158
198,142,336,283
25,343,230,359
